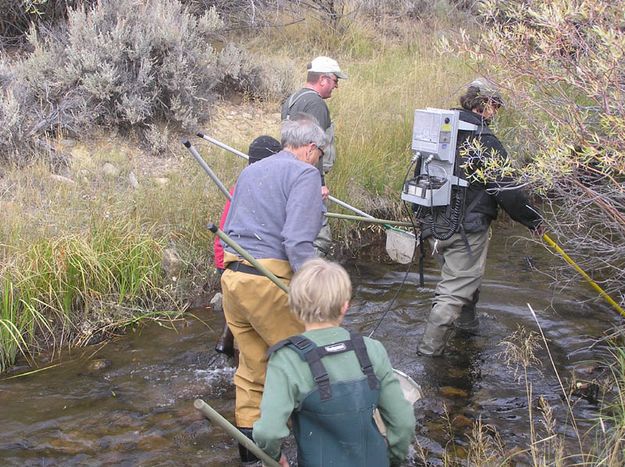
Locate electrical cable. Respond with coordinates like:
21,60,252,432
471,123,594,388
368,260,413,338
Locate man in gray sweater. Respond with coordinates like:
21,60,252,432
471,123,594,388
221,114,326,466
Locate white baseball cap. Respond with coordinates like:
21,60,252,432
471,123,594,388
307,56,348,79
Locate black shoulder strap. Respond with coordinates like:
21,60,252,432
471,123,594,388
269,333,380,400
269,335,333,401
349,332,380,391
267,338,292,357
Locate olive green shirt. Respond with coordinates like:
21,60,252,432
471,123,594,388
253,327,415,465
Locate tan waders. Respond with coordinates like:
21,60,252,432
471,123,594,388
418,229,490,356
221,252,305,427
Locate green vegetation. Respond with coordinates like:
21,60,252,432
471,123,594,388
0,220,167,372
0,1,477,372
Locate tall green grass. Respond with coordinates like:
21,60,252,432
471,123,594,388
0,222,166,372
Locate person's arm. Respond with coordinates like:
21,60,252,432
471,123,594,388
481,135,542,231
369,341,416,466
282,167,323,271
253,354,298,461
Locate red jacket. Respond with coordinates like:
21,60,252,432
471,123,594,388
213,187,235,270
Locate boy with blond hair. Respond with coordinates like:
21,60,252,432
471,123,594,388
253,258,415,467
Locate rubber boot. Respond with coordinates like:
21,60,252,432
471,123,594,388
455,289,480,334
418,302,456,356
417,322,453,356
214,324,235,357
237,427,261,466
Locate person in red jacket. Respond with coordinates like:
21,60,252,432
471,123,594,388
213,135,282,357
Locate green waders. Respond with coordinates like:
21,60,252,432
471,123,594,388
418,229,490,356
269,333,388,467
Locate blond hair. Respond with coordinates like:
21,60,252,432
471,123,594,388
289,258,352,323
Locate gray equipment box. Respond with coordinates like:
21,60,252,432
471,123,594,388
402,108,473,207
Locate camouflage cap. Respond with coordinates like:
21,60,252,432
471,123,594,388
469,78,504,106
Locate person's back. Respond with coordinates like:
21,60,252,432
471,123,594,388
281,88,331,130
416,79,543,356
253,259,415,467
221,116,327,466
223,150,322,268
262,327,401,466
213,135,282,357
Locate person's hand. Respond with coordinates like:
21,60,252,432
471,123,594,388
321,185,330,201
263,453,288,467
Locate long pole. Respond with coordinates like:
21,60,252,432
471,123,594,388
207,223,290,294
194,399,281,467
327,195,374,218
196,132,380,220
198,132,249,160
542,233,625,317
183,140,232,201
325,212,413,227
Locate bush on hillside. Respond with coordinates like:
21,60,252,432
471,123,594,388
0,0,288,164
451,0,625,307
0,0,99,47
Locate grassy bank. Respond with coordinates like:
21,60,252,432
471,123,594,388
0,12,477,371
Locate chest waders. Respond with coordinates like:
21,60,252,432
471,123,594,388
269,332,389,467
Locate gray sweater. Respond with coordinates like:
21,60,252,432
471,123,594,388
223,150,323,271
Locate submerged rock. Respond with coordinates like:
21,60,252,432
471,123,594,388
86,359,112,372
451,414,473,429
439,386,469,398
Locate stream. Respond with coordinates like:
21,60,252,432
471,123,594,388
0,224,618,466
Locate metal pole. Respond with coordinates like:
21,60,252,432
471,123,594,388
325,212,413,227
196,133,383,220
197,132,249,160
327,195,374,219
183,140,232,201
194,399,281,467
208,223,290,294
543,233,625,317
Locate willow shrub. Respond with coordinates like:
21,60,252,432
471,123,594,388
0,222,165,373
449,0,625,307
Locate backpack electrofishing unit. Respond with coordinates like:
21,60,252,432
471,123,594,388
402,108,480,240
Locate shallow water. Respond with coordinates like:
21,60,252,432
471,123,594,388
0,224,618,465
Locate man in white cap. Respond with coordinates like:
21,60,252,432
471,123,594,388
281,56,348,256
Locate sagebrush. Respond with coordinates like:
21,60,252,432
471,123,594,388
0,0,290,165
